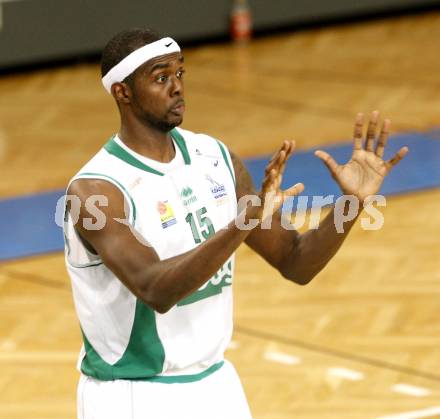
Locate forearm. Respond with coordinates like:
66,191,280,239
134,209,256,312
281,206,360,284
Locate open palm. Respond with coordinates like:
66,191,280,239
315,111,408,202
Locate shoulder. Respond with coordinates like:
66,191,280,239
66,141,129,219
67,136,135,198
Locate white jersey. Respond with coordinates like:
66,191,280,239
64,127,237,383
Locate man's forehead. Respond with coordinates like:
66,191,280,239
143,52,184,71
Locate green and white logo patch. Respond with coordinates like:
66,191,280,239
180,186,197,206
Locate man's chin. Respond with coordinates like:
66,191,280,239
155,116,183,133
169,115,184,128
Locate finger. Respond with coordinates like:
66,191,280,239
267,142,286,166
275,174,282,191
314,150,340,177
375,119,390,158
365,110,379,152
279,149,291,177
262,168,277,192
278,140,296,177
265,142,289,174
261,171,272,190
286,140,296,158
267,149,281,169
285,141,296,162
282,182,305,199
272,150,287,174
385,146,409,170
265,150,284,176
353,112,364,151
269,142,294,176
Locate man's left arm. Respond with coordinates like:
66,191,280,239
232,111,408,285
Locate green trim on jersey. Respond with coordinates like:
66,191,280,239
144,361,224,383
216,141,235,185
104,137,164,176
103,129,190,176
170,128,191,164
76,172,137,225
80,299,165,381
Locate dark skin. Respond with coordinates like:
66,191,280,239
68,51,408,313
113,53,186,162
233,111,408,282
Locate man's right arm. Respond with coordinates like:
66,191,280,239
68,178,255,313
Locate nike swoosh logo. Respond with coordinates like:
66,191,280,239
165,42,173,47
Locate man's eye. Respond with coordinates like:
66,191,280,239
177,70,185,79
157,75,168,83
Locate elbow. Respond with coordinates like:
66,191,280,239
152,302,174,314
279,264,316,286
135,281,175,314
281,270,315,286
140,289,175,314
141,294,174,314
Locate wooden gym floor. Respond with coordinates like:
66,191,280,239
1,10,440,419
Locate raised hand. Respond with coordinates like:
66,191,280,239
314,111,408,202
257,140,304,222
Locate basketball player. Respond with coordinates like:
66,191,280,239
63,29,408,419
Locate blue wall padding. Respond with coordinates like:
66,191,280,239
0,130,439,261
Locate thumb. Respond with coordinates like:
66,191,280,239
283,182,304,199
315,150,340,177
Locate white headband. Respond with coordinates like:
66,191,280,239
102,37,181,94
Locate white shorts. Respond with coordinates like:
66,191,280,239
77,360,252,419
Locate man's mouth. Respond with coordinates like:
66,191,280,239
170,100,185,115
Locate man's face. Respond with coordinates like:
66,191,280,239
129,52,185,132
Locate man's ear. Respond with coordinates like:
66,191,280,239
112,82,132,104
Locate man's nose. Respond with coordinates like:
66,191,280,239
170,76,183,96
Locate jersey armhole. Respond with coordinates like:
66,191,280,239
64,173,137,268
70,172,137,227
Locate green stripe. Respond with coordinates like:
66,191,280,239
170,128,191,164
143,361,224,383
216,141,235,185
103,130,190,176
104,137,164,176
77,172,137,225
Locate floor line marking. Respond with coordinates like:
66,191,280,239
376,406,440,419
327,367,364,381
263,350,301,366
391,383,432,397
235,325,440,383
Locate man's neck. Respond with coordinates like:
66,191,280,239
119,120,176,163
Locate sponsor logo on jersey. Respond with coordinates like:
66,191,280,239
180,186,198,206
195,148,219,166
206,175,229,205
157,201,177,228
128,177,142,190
